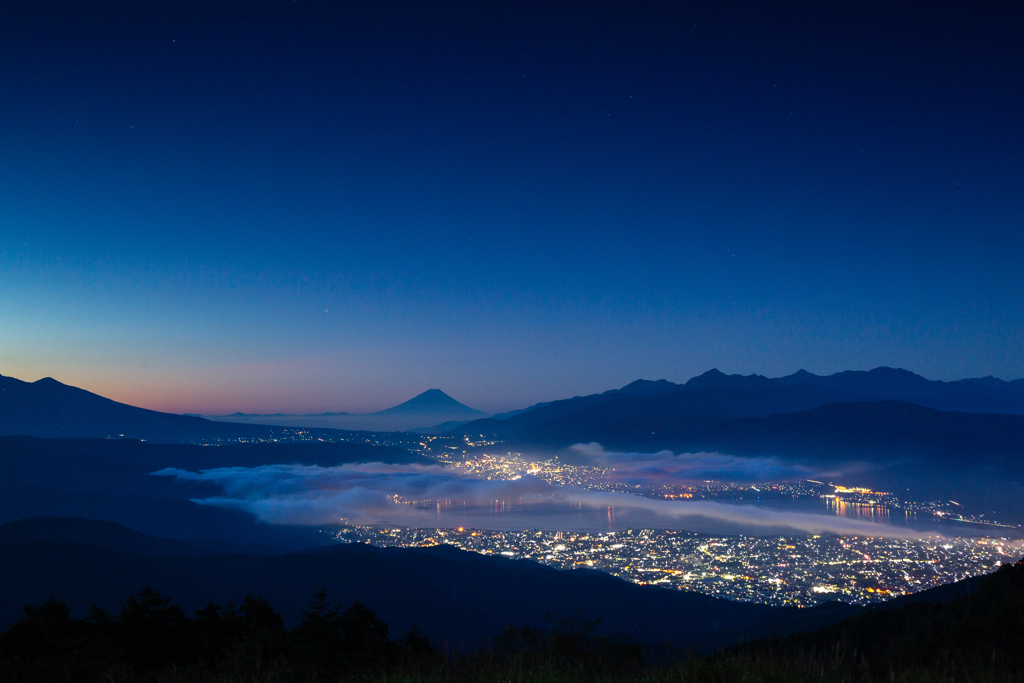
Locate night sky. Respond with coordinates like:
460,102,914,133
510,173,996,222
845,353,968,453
2,0,1022,414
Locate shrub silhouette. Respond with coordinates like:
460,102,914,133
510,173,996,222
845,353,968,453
493,612,642,671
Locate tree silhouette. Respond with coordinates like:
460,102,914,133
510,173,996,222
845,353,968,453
115,585,190,670
400,621,436,658
2,599,78,663
221,594,287,675
339,599,391,667
293,588,343,673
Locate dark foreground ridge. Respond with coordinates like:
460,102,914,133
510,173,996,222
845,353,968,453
2,550,1021,682
0,517,857,652
725,557,1024,681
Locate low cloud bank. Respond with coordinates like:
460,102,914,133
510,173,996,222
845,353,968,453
154,461,920,538
570,443,818,482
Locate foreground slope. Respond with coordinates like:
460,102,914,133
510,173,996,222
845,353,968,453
0,517,858,650
2,520,1020,682
733,558,1024,680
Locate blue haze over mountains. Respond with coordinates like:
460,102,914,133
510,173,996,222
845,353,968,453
475,367,1024,434
3,367,1024,516
6,366,1024,446
465,368,1024,515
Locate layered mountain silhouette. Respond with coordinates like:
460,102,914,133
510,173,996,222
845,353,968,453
454,369,1024,466
0,373,422,444
7,367,1020,445
516,399,1024,465
452,368,1024,515
689,368,1024,412
457,367,1024,438
457,379,684,435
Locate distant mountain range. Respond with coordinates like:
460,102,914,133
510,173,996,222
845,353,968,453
0,373,427,444
447,368,1024,515
5,367,1024,487
457,367,1024,437
211,388,483,420
204,388,485,432
454,369,1024,466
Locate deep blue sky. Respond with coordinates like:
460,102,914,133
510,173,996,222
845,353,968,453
2,0,1022,414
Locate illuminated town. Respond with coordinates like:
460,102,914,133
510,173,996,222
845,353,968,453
329,447,1024,607
196,431,1024,607
434,446,1022,531
334,526,1021,608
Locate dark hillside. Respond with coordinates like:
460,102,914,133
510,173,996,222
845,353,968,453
0,437,429,546
517,400,1024,467
455,380,684,435
0,517,284,556
0,435,429,469
736,559,1024,679
0,437,428,505
0,518,860,650
0,486,321,547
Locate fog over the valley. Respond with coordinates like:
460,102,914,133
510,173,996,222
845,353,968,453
155,457,926,538
570,443,825,482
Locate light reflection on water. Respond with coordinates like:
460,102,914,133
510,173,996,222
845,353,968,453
406,495,1022,538
741,496,1022,537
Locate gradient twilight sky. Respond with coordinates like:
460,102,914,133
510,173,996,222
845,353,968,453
2,0,1022,415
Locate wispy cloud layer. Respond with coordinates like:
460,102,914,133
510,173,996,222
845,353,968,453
154,461,921,537
569,443,817,482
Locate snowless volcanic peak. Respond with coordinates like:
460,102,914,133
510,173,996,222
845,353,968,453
374,389,484,417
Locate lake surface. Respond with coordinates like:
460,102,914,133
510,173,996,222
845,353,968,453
391,494,1023,538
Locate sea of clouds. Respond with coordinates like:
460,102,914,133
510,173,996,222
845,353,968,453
153,445,918,537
